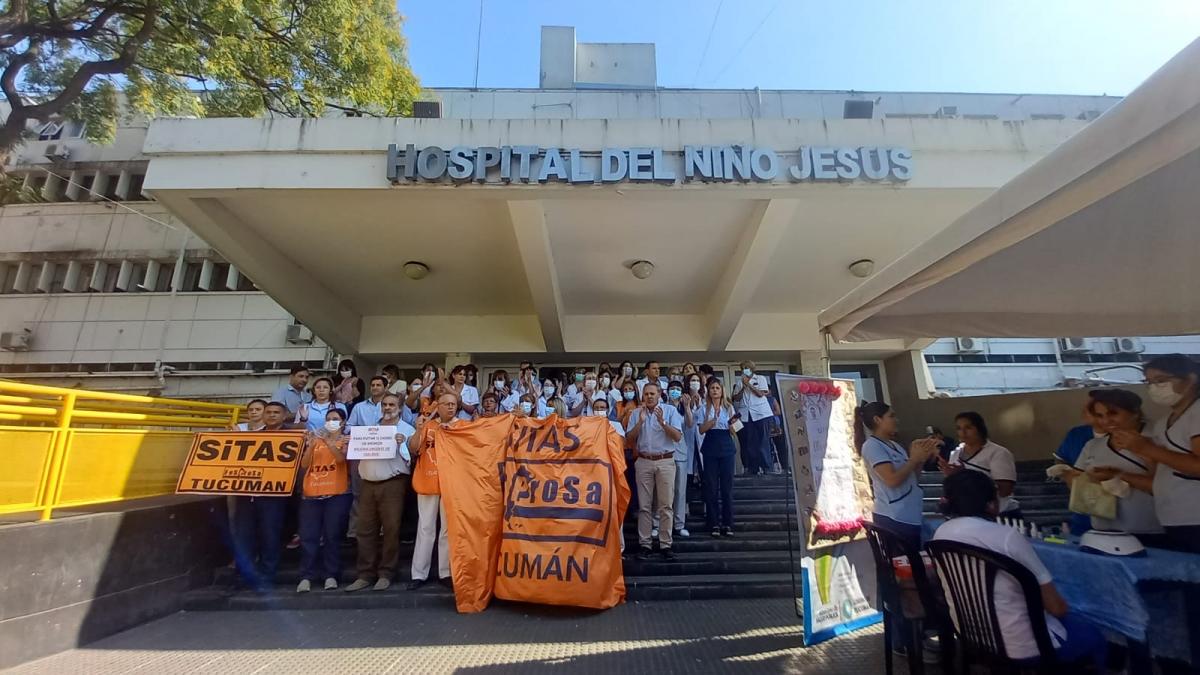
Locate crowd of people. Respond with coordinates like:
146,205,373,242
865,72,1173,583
227,359,791,592
857,353,1200,668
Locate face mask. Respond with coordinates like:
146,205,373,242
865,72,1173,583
623,390,635,401
495,380,505,389
669,389,682,400
593,409,608,417
520,401,533,415
585,379,597,389
689,381,702,392
542,385,555,397
1148,381,1184,407
742,368,753,377
601,376,611,387
324,420,342,432
575,373,585,382
623,367,632,375
339,370,352,378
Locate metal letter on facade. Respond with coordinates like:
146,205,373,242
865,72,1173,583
749,148,780,181
569,149,595,184
538,148,569,183
417,146,448,180
448,146,475,181
601,148,628,183
475,147,501,182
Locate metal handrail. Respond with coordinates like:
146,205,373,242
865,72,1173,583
0,378,242,520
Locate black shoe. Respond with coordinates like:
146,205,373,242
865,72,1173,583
406,579,427,591
660,547,676,560
637,546,653,560
437,576,454,590
720,527,733,537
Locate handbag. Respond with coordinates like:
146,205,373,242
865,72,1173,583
1068,475,1118,520
303,437,349,498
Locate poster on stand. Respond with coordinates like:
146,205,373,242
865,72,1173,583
775,374,880,646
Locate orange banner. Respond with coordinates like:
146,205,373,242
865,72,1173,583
435,414,629,612
176,431,306,496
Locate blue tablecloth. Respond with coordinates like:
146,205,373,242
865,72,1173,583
1032,540,1200,663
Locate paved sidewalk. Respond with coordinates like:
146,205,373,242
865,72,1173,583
11,599,897,674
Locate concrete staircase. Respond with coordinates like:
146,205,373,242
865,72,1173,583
183,461,1067,610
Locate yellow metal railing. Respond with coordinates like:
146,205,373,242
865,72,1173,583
0,379,241,520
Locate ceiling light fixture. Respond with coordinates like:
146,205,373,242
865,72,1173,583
403,261,430,280
848,259,875,278
630,260,655,280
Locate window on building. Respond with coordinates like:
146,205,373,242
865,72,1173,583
103,174,120,201
179,261,202,291
77,173,95,201
0,265,17,294
127,173,146,200
235,272,257,291
27,175,46,194
63,120,86,138
37,122,63,141
843,100,874,120
47,263,68,293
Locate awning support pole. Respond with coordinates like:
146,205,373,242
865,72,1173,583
819,330,833,378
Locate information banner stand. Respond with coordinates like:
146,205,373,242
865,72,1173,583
774,374,881,645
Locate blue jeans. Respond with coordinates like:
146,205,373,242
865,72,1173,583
739,417,773,474
232,496,287,589
701,434,737,529
1015,613,1108,670
299,493,353,582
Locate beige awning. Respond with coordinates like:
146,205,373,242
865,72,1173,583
820,38,1200,342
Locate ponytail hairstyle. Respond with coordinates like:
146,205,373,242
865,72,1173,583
854,401,891,453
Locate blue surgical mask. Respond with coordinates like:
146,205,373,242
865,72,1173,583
623,390,635,401
575,373,585,382
742,368,753,377
520,401,533,415
669,389,682,400
542,385,555,397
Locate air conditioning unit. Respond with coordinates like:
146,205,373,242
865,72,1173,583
954,337,984,354
1058,337,1091,353
1113,337,1144,354
0,329,33,351
285,324,314,345
936,105,959,118
43,143,69,160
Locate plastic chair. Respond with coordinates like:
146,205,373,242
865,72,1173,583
926,539,1089,674
863,522,954,675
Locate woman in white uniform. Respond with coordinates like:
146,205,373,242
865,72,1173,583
940,411,1021,518
1113,355,1200,554
1062,389,1164,544
448,365,479,422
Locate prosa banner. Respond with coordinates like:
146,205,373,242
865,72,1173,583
435,414,629,613
176,430,306,496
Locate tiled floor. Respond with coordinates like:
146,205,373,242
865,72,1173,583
11,599,902,674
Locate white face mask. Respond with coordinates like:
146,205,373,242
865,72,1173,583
623,367,632,375
585,379,597,389
689,381,702,392
1148,381,1184,407
742,368,753,377
601,376,611,387
520,401,533,415
324,420,342,432
495,380,505,389
593,409,608,417
339,369,352,378
542,385,555,397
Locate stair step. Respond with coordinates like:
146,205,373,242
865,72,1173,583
623,573,798,600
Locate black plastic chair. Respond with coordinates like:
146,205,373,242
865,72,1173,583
863,521,954,675
926,539,1089,674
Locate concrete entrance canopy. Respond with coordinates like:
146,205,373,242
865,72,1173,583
142,116,1089,361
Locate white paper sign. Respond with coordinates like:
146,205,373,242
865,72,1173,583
347,425,398,460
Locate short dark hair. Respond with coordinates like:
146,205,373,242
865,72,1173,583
246,398,268,408
325,408,346,420
382,364,401,378
699,364,714,375
1144,354,1200,384
1087,388,1143,418
642,381,662,394
369,375,388,387
264,401,288,413
941,470,997,519
645,360,659,370
289,365,310,376
955,411,989,442
481,390,499,403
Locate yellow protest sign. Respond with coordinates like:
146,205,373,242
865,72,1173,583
175,430,306,496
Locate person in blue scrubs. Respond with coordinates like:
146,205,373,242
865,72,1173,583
857,401,937,549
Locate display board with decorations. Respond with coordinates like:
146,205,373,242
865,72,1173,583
776,376,875,550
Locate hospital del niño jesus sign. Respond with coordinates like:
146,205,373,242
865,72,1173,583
386,144,913,185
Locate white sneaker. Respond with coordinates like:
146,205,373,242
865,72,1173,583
677,528,690,537
373,578,391,591
296,579,311,593
651,527,659,539
323,577,338,591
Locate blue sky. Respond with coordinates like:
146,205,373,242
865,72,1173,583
398,0,1199,95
